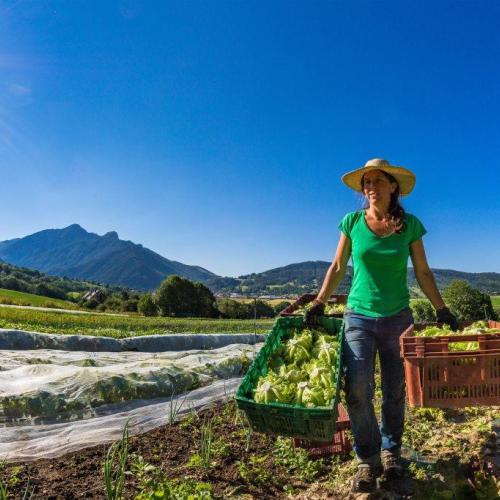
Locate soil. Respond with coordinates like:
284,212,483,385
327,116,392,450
0,401,343,499
1,401,498,500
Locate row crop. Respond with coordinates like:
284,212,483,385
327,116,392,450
0,307,274,338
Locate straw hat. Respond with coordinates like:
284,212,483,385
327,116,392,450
342,158,416,196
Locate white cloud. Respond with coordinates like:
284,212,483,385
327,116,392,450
8,83,31,96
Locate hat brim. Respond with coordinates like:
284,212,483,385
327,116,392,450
342,165,416,196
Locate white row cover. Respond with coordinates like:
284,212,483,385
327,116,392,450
0,378,242,462
0,333,264,462
0,328,265,352
0,344,260,424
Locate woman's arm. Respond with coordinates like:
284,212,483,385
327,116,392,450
315,233,352,304
409,239,446,310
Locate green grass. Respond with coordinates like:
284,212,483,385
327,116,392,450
0,288,78,310
0,307,274,338
491,295,500,311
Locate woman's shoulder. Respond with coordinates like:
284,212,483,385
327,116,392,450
403,212,427,239
338,210,364,236
404,212,423,224
342,210,364,222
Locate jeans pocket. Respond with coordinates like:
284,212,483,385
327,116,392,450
344,308,354,317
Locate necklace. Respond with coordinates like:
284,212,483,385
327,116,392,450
365,211,402,237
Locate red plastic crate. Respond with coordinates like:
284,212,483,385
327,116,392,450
280,293,347,317
400,320,500,408
292,403,352,458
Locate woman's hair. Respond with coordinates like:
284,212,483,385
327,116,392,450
361,170,406,233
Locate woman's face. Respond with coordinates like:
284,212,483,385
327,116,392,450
361,169,397,206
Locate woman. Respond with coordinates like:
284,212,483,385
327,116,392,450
305,158,457,494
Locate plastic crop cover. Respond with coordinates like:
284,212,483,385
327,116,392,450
0,378,242,462
0,328,265,352
0,330,264,462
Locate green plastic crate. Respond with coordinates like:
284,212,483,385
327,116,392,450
235,316,345,442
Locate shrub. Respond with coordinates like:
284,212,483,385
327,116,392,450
138,294,158,317
273,301,291,315
443,280,497,321
254,300,275,318
103,296,124,312
410,299,436,323
84,299,99,310
216,298,275,319
122,299,138,313
216,298,252,319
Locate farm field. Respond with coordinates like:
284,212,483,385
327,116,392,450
0,288,78,310
0,306,499,498
491,295,500,314
235,298,292,306
0,306,274,337
1,398,498,499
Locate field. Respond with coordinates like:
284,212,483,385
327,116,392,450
491,295,500,314
0,288,78,310
0,306,274,337
1,399,498,499
0,304,499,498
234,298,291,306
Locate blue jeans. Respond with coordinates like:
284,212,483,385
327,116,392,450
342,307,413,463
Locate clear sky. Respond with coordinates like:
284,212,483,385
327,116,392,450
1,0,499,277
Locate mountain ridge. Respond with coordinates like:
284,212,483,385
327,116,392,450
0,227,498,295
209,260,500,296
0,225,216,291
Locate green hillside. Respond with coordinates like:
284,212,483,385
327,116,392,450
0,288,78,310
209,261,500,296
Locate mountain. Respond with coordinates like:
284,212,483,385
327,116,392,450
0,260,127,300
1,227,498,296
208,261,500,296
0,224,217,291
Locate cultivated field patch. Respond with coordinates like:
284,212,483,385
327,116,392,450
0,307,274,337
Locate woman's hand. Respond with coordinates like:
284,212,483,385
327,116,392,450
436,307,459,331
304,300,325,327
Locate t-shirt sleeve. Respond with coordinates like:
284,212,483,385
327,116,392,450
408,214,427,243
338,212,356,238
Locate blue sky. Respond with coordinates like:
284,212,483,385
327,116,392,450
0,0,499,276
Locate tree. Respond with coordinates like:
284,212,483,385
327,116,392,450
216,298,252,319
122,299,138,312
156,275,216,317
138,294,158,316
1,276,21,291
273,301,291,316
84,299,99,309
254,300,275,318
443,280,497,321
102,295,123,312
410,299,436,323
193,282,218,317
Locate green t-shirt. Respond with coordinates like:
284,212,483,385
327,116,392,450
338,210,427,317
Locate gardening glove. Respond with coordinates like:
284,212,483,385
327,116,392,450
304,300,325,327
436,307,459,331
